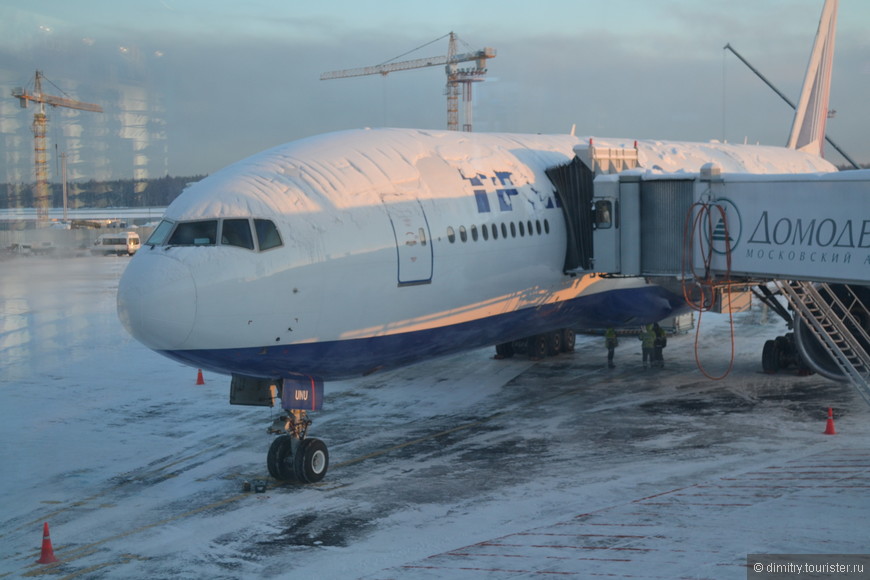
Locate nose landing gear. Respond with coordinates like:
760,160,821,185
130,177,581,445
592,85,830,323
267,409,329,483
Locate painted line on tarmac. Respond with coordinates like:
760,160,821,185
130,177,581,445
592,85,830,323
4,444,226,542
18,358,720,578
17,363,618,577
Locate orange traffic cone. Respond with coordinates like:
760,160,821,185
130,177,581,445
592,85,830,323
824,407,837,435
37,522,58,564
196,369,205,385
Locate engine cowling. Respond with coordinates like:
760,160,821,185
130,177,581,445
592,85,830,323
792,284,870,381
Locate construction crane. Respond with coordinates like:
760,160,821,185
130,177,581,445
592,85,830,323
321,32,495,132
11,70,103,225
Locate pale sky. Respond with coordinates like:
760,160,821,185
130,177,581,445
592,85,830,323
1,0,868,184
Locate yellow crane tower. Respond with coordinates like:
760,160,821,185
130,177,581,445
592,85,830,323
12,70,103,225
321,32,495,132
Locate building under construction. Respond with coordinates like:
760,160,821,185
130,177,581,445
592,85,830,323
11,70,103,227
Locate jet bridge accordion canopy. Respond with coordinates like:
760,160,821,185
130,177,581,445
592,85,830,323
546,156,595,274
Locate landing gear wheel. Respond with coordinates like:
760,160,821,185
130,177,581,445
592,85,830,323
561,328,576,353
775,335,792,368
547,331,563,356
762,339,779,374
267,435,297,481
527,335,548,359
294,438,329,483
495,342,515,359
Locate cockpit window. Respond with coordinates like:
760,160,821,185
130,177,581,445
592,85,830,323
146,219,175,246
255,219,282,251
221,218,255,250
147,217,281,251
168,220,218,246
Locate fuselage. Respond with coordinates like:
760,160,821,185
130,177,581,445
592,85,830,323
117,128,835,380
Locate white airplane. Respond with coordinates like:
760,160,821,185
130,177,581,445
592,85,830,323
118,0,841,483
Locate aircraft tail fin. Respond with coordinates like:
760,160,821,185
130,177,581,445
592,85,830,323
786,0,838,157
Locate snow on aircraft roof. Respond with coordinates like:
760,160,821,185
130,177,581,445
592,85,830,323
164,128,837,221
586,137,837,175
164,129,577,220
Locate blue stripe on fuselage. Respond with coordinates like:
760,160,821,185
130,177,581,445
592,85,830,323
158,284,686,381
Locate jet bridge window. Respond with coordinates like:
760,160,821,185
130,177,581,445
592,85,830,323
254,219,283,251
221,218,255,250
594,200,613,229
168,220,218,246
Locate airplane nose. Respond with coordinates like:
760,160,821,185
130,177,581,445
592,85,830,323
117,251,196,350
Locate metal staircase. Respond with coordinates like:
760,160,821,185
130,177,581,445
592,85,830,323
777,281,870,403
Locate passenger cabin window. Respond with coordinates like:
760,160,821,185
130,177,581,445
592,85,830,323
255,219,283,251
221,218,255,250
168,220,218,246
595,200,613,229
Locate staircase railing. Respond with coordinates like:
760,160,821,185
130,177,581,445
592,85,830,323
776,281,870,403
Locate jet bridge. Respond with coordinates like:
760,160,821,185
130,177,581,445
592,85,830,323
588,163,870,401
546,141,639,273
589,164,870,284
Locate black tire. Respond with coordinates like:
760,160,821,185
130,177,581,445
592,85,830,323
294,438,329,483
561,328,576,353
495,342,515,359
527,335,548,359
267,435,297,481
774,335,792,368
547,331,562,356
762,339,779,374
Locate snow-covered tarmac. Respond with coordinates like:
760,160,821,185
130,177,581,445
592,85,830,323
2,256,869,579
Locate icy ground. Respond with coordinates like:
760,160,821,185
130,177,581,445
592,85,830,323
2,255,869,579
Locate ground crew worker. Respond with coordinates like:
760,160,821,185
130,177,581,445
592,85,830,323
605,328,618,368
652,322,667,368
638,324,655,369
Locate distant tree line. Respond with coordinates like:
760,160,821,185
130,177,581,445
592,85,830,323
0,174,207,209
